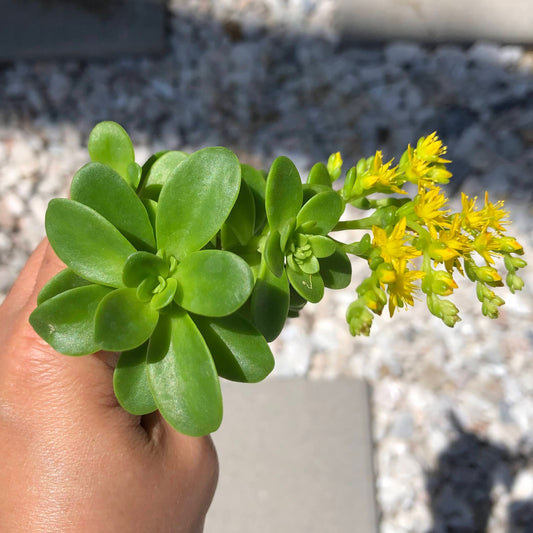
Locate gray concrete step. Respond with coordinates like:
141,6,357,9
205,378,377,533
0,0,165,61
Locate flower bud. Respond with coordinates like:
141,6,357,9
504,254,527,271
475,266,502,284
429,270,458,296
506,273,525,293
327,152,343,182
498,237,523,254
427,241,458,262
346,302,374,336
376,262,396,284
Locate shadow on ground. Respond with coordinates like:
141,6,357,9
426,413,533,533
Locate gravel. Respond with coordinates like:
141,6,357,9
1,1,532,531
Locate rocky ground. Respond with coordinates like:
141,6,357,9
1,1,532,531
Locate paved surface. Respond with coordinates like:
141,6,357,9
205,378,378,533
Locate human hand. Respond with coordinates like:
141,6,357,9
0,240,218,532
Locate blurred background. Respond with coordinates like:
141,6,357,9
1,1,532,531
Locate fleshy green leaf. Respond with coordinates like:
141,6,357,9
307,162,332,187
157,147,241,260
141,151,188,200
296,190,344,235
71,162,156,252
289,285,307,312
308,235,337,258
264,230,284,278
95,288,159,351
302,183,331,204
29,285,113,356
136,276,158,302
122,251,168,288
319,249,352,289
279,217,296,252
151,277,178,310
194,313,274,383
127,162,142,190
142,198,157,233
113,343,157,415
265,156,302,232
37,268,91,305
174,250,253,317
241,163,266,232
297,255,320,275
220,224,241,251
224,179,255,246
88,121,135,183
251,260,290,342
138,151,167,192
46,199,136,288
287,266,324,303
147,308,222,436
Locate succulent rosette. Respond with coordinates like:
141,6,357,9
30,122,275,436
29,122,527,436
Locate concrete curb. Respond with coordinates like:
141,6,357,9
334,0,533,43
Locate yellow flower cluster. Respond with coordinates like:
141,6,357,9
344,133,526,336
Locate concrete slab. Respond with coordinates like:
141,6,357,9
335,0,533,43
205,378,378,533
0,0,165,61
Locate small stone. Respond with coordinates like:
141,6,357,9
151,79,175,100
28,195,48,223
384,42,423,67
270,323,311,377
467,42,503,64
512,471,533,500
4,192,25,217
497,45,524,67
0,232,11,253
47,71,71,107
390,411,414,439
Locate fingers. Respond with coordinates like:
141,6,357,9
0,240,124,421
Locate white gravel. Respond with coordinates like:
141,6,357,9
1,1,532,531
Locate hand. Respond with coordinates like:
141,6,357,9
0,240,218,532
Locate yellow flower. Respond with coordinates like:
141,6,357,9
400,133,452,187
438,214,471,255
372,217,421,265
359,151,403,193
416,132,451,164
387,261,425,316
437,214,471,272
472,230,502,265
480,192,508,232
414,185,451,238
460,193,487,232
460,191,510,235
402,145,430,183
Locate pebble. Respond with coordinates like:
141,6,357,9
1,3,532,532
